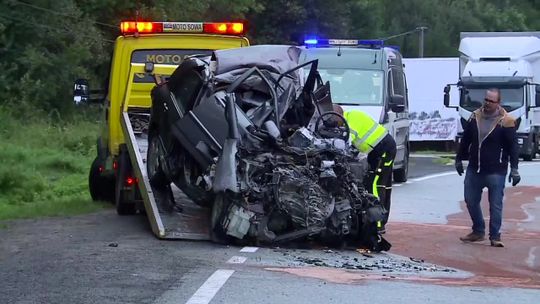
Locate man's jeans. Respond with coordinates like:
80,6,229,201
464,167,506,240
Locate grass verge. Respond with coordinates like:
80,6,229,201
0,106,110,221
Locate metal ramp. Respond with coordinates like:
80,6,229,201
121,111,211,240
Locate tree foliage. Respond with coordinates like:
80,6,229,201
0,0,538,114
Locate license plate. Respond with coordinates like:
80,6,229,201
517,138,524,145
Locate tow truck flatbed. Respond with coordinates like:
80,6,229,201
120,64,211,240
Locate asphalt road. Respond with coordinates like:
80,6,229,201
1,156,539,304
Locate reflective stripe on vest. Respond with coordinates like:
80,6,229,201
345,110,388,153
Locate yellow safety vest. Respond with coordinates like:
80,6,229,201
344,110,388,153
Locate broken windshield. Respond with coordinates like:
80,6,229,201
317,69,384,105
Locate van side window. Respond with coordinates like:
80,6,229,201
391,68,406,97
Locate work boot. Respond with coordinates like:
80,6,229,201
490,238,504,248
459,232,485,243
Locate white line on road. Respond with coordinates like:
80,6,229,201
526,247,538,269
410,171,456,182
185,269,234,304
240,246,259,253
227,256,247,264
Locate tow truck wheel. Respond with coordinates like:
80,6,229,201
393,147,409,183
89,157,115,203
115,147,137,215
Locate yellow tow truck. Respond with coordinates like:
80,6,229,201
77,21,249,239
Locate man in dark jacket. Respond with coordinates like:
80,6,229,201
455,88,521,247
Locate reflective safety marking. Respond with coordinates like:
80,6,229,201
185,270,234,304
373,175,380,197
384,160,393,166
377,221,382,228
357,123,379,145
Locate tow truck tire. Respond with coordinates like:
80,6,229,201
115,148,137,215
393,148,409,183
89,157,115,203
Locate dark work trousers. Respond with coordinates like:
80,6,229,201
365,134,397,225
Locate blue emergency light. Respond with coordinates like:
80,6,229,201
303,37,386,49
304,38,319,45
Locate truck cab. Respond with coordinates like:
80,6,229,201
78,21,249,214
300,39,410,182
445,32,540,161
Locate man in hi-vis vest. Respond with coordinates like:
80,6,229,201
334,105,397,232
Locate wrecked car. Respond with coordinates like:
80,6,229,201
146,45,390,251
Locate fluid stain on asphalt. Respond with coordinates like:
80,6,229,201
264,247,461,285
386,186,540,288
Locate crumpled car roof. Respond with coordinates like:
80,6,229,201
211,45,303,75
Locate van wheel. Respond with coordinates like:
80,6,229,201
89,157,115,203
115,147,137,215
393,149,409,183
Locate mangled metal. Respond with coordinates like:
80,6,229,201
148,45,391,251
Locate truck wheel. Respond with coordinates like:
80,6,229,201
147,131,169,187
115,147,137,215
89,157,114,203
393,149,409,183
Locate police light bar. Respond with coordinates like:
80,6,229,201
120,21,245,35
304,37,385,48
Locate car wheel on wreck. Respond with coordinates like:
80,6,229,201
147,130,169,188
210,194,230,244
173,149,214,208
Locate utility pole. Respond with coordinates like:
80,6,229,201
417,26,428,58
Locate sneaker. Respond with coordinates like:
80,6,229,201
460,232,485,243
490,239,504,247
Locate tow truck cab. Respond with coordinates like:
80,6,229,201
300,39,410,182
79,21,249,214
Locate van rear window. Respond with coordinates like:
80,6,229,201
131,49,212,82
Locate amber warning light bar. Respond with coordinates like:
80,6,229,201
120,21,245,35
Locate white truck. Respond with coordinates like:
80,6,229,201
444,32,540,160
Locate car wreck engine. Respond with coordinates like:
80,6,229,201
212,126,390,251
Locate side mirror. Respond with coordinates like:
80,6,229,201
535,84,540,107
390,94,405,113
73,78,90,105
443,85,451,108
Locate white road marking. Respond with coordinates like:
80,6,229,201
239,246,259,253
526,247,538,269
227,256,247,264
410,171,456,182
410,154,454,158
185,269,234,304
